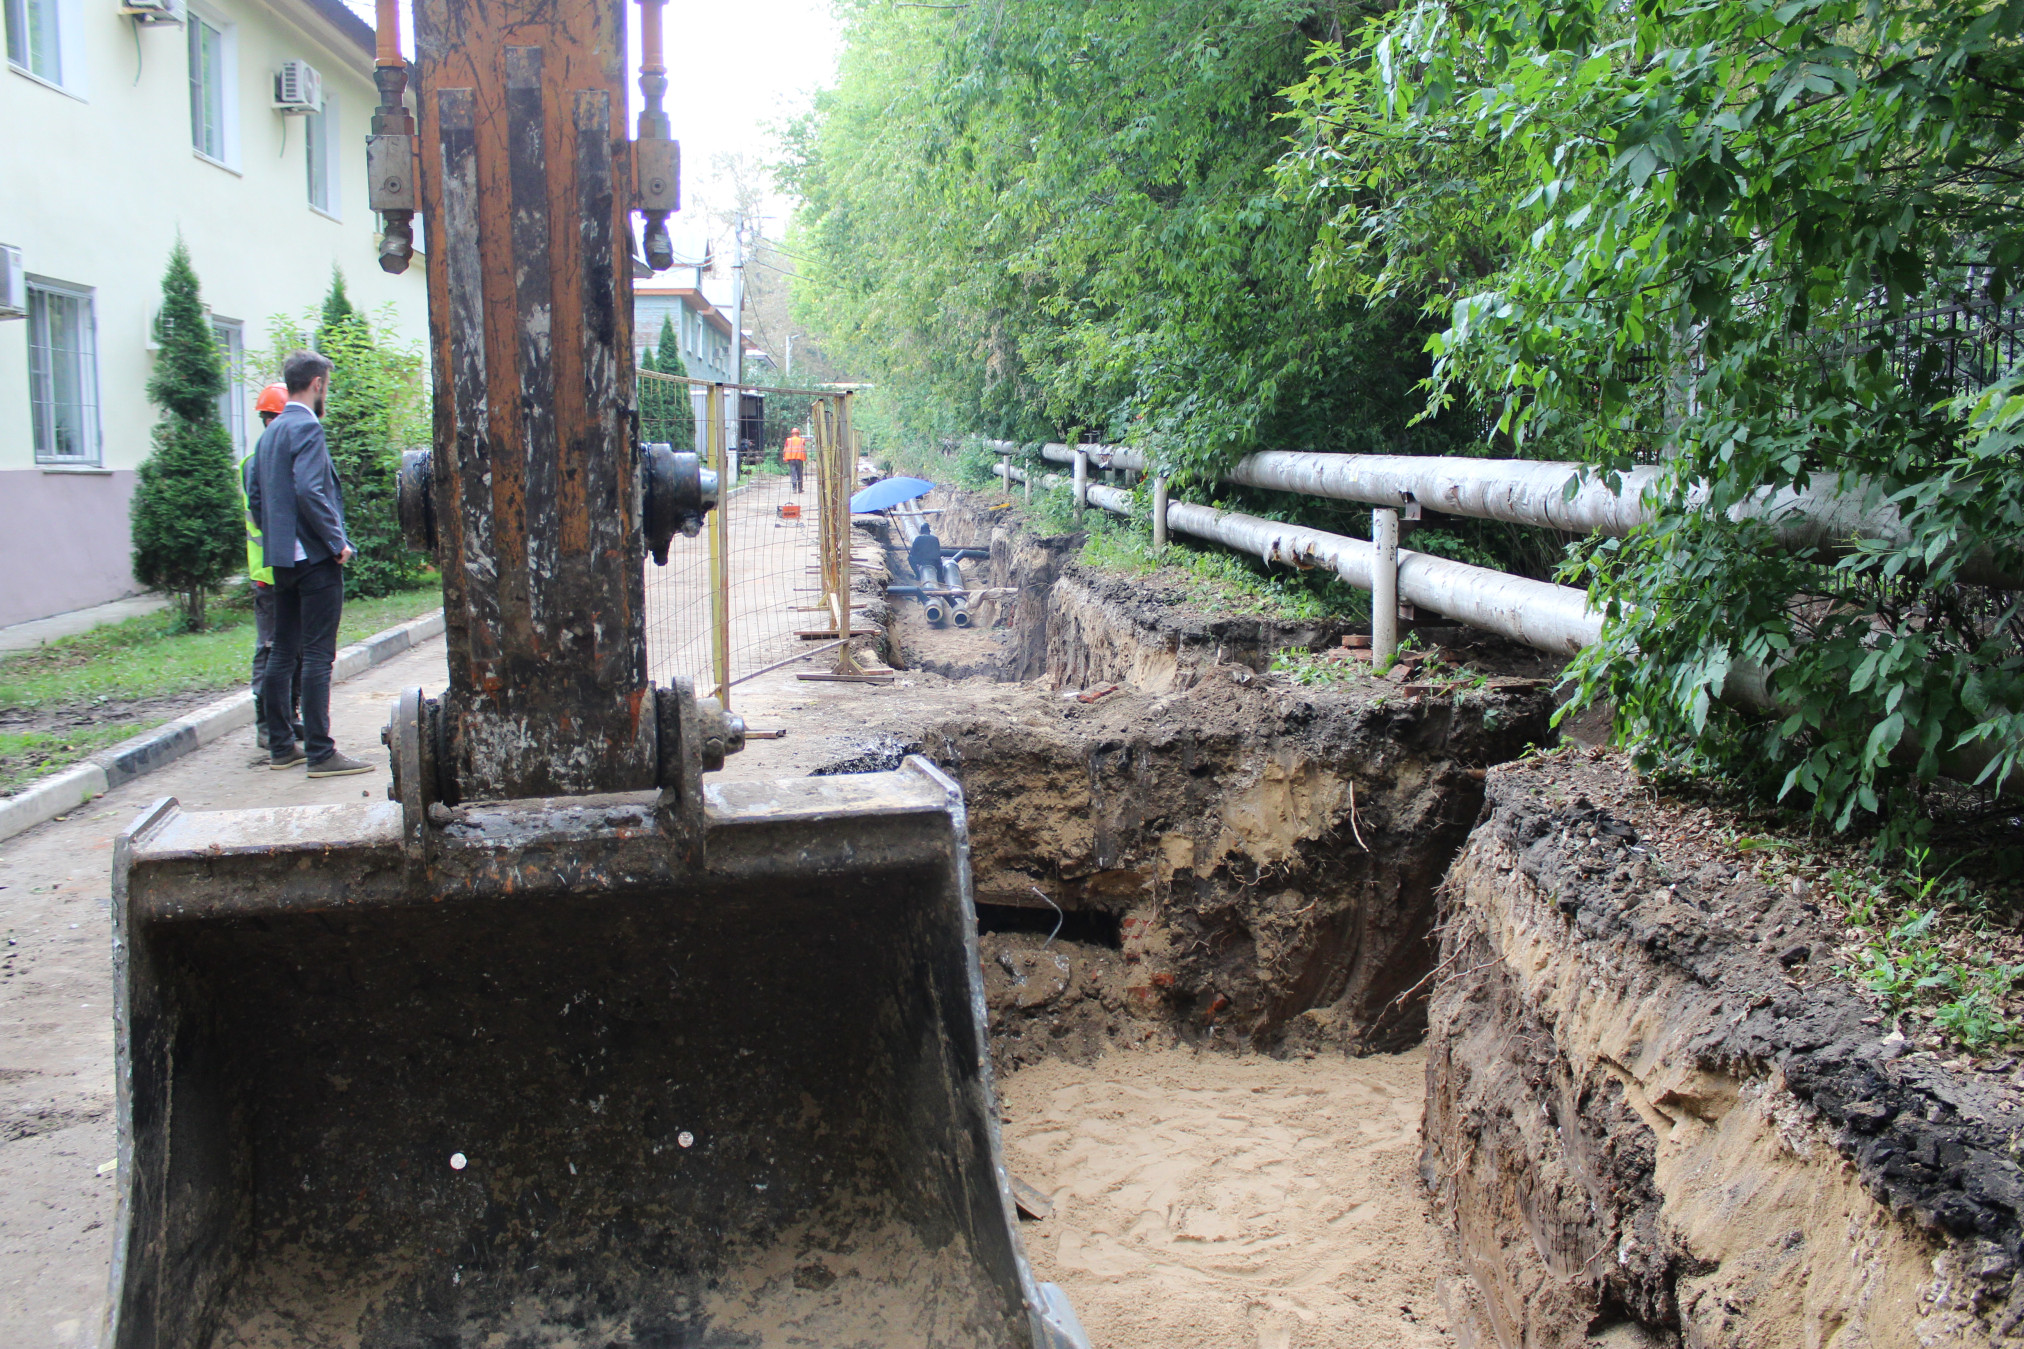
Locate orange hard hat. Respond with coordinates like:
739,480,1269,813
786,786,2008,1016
255,383,289,415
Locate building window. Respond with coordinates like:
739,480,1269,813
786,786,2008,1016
189,13,227,162
4,0,56,81
4,0,80,90
27,279,100,465
212,317,245,453
305,92,339,215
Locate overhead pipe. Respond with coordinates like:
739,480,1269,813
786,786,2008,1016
982,440,2021,589
994,462,1133,514
996,459,1597,653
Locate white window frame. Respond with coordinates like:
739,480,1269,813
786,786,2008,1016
212,316,245,454
5,0,86,97
26,277,102,467
304,90,341,219
187,7,240,171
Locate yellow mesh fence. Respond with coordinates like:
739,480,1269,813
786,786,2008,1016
637,372,861,708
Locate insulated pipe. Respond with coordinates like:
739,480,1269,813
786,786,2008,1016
1372,508,1399,662
943,558,971,627
982,439,2024,589
1152,475,1169,552
1073,448,1088,512
992,462,1135,517
1161,502,1604,655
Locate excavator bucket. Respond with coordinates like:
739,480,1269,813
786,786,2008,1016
110,753,1084,1346
98,0,1092,1338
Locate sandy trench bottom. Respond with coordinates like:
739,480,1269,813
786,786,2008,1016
1001,1045,1456,1349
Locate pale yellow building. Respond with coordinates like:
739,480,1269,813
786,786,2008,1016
0,0,426,626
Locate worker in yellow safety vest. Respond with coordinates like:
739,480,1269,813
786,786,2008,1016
782,426,807,494
242,384,301,752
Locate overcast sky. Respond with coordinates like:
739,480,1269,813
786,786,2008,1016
341,0,843,238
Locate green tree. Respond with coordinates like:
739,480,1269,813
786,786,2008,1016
1282,0,2024,832
781,0,1468,483
315,266,360,350
131,239,243,631
641,313,693,451
262,289,430,599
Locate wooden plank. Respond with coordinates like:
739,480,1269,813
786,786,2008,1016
796,629,879,639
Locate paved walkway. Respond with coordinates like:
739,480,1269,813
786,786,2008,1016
0,598,170,654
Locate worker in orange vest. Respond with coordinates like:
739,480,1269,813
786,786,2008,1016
782,426,808,494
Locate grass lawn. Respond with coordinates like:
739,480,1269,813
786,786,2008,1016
0,581,442,794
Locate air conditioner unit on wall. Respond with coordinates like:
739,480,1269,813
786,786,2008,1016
0,247,25,321
274,61,323,114
120,0,184,25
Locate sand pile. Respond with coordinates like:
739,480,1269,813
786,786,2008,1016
1002,1046,1456,1349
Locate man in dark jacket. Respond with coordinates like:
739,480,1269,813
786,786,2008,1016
246,350,372,777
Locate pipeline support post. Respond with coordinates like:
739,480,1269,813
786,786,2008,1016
1372,507,1400,664
1073,447,1088,513
1152,475,1169,553
707,383,731,709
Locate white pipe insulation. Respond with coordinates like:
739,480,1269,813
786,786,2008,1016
994,462,1601,654
1162,502,1604,655
994,463,1134,515
982,439,2021,588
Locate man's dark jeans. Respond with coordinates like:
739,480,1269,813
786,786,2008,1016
263,558,343,762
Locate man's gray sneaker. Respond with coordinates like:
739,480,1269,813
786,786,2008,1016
270,746,308,770
306,751,373,778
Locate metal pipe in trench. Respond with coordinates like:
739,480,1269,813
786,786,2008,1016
943,558,971,627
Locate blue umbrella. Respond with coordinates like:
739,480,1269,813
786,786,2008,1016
850,476,936,513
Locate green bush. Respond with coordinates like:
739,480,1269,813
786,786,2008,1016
130,239,243,631
260,273,429,599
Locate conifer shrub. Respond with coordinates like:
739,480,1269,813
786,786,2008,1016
130,239,243,631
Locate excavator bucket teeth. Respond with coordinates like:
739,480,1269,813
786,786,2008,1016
108,758,1079,1348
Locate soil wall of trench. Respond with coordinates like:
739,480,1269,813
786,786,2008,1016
850,493,1557,1072
1426,757,2024,1349
866,488,2024,1347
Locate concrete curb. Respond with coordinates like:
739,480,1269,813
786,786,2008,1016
0,608,446,845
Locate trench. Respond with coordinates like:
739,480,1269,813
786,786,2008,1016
837,489,2024,1349
826,490,1564,1347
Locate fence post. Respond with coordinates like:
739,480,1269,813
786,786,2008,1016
833,393,855,649
1073,446,1088,512
707,382,731,709
1023,446,1032,502
1152,474,1169,553
1372,507,1399,664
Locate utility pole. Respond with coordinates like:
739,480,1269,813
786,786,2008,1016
723,211,752,479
